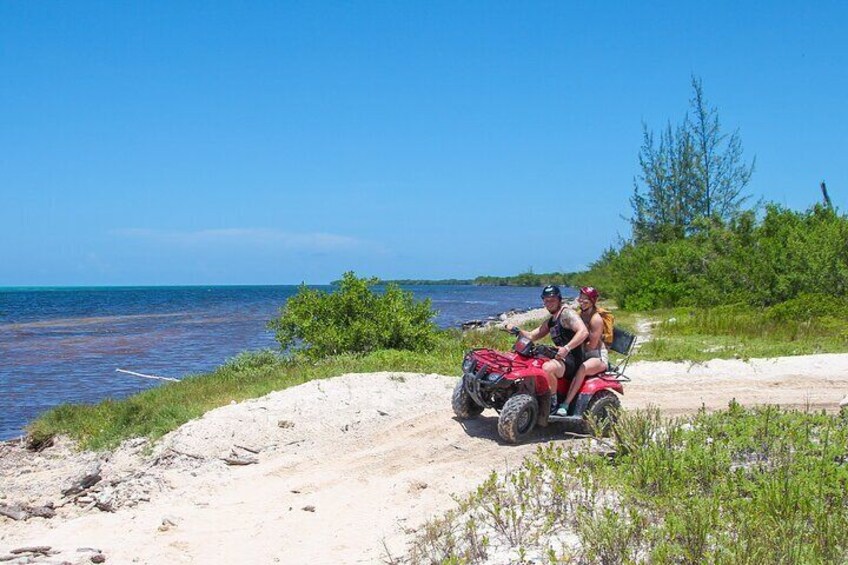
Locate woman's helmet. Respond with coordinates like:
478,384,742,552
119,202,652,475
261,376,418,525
580,286,599,304
541,285,562,299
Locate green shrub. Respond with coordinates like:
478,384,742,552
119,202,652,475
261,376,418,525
582,204,848,310
222,349,283,371
765,292,848,323
268,271,439,360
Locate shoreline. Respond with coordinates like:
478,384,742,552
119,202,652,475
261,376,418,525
460,305,553,331
1,286,543,442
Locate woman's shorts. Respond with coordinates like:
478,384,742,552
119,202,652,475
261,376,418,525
583,344,609,368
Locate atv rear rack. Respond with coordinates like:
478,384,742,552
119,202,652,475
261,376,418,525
596,327,638,383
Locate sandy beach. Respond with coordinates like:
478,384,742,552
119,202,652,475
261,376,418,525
2,345,847,564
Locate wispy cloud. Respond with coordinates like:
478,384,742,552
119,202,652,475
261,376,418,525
113,228,365,251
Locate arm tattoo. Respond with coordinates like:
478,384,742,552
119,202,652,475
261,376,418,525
561,308,582,331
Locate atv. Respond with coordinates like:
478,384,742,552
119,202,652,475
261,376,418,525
452,328,636,443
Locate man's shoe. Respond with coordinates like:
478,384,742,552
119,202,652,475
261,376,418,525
554,404,569,417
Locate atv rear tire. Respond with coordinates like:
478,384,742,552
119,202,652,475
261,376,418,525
584,390,621,436
452,378,484,419
497,394,538,444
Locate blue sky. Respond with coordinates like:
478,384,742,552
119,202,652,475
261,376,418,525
1,2,845,285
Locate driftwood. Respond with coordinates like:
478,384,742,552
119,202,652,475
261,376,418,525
29,505,56,519
0,503,56,521
0,505,28,521
234,444,261,454
166,447,204,460
25,434,54,452
223,456,258,466
116,368,179,382
10,546,52,555
62,464,102,497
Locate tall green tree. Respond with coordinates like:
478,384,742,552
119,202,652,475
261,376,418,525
631,77,755,243
631,122,698,242
688,76,756,220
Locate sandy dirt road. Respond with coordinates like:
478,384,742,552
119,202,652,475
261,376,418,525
2,355,847,564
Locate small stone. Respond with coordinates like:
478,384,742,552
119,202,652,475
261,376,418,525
91,554,106,563
302,505,315,512
277,420,294,429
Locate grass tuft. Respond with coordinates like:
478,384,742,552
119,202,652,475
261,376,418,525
403,404,848,563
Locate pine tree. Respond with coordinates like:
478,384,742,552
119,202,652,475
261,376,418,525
630,77,755,243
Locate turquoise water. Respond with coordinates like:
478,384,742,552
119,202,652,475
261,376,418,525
0,284,548,439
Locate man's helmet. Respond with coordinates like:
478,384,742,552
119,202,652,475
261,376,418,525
580,286,599,304
541,285,562,299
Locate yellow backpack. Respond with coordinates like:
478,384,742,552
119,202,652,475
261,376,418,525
596,307,615,346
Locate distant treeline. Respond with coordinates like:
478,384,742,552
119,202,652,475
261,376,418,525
334,274,582,287
379,278,475,286
331,278,475,286
472,272,581,287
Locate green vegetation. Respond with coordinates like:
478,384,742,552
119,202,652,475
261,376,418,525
630,76,754,244
378,278,474,285
473,271,580,287
330,278,474,285
404,404,848,564
638,297,848,362
573,78,846,315
269,272,439,360
584,204,848,310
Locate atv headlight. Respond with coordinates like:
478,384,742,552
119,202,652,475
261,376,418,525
484,372,502,383
462,355,475,373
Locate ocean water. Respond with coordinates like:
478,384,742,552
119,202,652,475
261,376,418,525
0,285,548,439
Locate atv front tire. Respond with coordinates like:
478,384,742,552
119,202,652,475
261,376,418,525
452,378,484,419
584,390,621,436
497,394,538,443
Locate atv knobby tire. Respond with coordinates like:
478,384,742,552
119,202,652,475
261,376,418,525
498,394,538,444
584,390,621,436
452,378,484,419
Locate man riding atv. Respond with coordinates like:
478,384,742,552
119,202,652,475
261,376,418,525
504,285,588,426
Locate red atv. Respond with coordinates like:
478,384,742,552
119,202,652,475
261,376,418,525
452,328,636,443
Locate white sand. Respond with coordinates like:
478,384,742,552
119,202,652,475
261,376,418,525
3,345,847,563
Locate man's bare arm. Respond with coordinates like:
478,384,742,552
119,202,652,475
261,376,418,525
556,309,588,358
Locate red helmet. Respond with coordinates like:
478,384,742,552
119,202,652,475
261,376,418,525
580,286,599,304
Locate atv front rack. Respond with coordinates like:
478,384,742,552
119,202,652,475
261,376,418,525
467,348,518,374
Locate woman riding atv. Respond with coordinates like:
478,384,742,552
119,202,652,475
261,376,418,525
504,285,588,425
557,286,608,416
